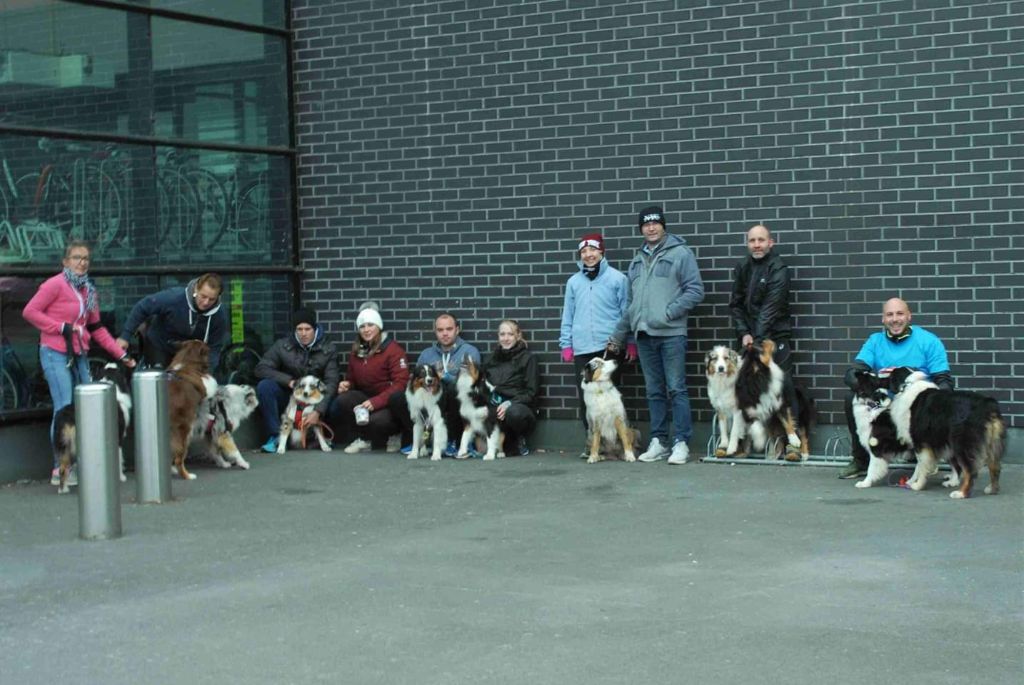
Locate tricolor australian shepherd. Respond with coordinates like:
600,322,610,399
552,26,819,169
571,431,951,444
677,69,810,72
455,358,503,460
853,367,1005,499
198,384,259,470
168,340,218,480
277,375,332,453
705,345,740,458
581,357,636,463
53,363,132,494
406,363,448,461
726,340,814,461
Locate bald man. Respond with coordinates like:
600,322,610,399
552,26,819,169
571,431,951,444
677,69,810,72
729,223,793,370
838,298,953,479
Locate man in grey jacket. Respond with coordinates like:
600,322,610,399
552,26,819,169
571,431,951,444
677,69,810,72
608,206,705,464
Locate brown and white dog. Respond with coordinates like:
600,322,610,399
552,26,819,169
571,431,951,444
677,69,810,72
277,375,332,453
705,345,740,458
198,384,259,470
581,357,636,463
167,340,218,480
52,363,132,494
406,363,448,461
726,340,814,461
455,358,503,460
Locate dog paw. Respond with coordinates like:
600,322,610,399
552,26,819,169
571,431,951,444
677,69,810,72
586,454,600,464
406,453,418,460
236,460,250,470
430,453,442,461
714,448,727,458
855,479,872,488
787,434,801,448
909,479,927,492
482,453,495,461
58,486,69,495
624,451,635,462
455,452,470,460
119,473,127,482
276,446,286,455
949,490,965,499
984,485,998,495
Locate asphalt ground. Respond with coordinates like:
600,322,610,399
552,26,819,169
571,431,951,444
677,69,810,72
1,448,1022,685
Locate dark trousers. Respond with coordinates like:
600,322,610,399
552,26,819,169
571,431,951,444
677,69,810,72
388,386,462,447
572,349,626,430
843,390,870,468
327,390,399,449
256,378,291,439
499,401,537,450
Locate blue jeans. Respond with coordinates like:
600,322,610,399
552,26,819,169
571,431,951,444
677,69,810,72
256,378,291,439
636,333,692,446
40,345,91,467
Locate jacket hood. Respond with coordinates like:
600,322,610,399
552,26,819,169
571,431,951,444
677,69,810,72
292,324,324,350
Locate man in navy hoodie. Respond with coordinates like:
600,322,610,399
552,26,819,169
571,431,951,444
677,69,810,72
117,273,228,370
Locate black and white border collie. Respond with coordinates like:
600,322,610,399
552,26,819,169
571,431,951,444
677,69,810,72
705,345,740,458
455,358,503,460
727,340,813,461
856,367,1005,499
198,384,259,469
277,375,332,453
53,363,131,494
406,364,448,461
581,357,636,463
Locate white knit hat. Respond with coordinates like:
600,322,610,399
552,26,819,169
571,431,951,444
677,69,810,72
355,302,384,330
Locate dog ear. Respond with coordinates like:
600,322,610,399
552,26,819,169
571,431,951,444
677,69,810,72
317,380,326,393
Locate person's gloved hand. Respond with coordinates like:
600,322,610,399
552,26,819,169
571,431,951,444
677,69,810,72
560,348,574,363
625,343,638,362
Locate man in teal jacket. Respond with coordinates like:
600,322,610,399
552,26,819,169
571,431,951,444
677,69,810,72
609,206,705,465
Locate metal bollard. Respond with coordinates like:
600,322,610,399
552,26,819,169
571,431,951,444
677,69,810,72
75,383,122,540
132,370,172,504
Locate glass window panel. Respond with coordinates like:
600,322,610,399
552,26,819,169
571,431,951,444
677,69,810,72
1,272,293,418
119,1,286,30
152,17,288,147
0,132,290,267
0,1,144,136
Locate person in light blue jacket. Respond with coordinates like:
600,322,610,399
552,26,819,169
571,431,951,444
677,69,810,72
608,206,705,465
559,233,633,431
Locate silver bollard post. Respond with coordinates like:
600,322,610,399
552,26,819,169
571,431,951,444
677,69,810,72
75,383,122,540
132,370,171,504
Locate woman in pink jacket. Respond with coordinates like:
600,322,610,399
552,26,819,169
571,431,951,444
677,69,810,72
22,240,135,484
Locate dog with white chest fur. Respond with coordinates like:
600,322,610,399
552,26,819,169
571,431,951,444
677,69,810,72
277,375,332,452
581,357,636,463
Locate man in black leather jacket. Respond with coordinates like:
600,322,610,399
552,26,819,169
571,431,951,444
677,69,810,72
729,223,794,371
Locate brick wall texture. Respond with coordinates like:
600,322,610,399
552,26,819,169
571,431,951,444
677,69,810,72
290,0,1023,430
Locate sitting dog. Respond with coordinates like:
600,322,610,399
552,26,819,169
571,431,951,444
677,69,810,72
168,340,218,480
197,384,259,470
874,367,1005,499
849,369,907,489
406,363,448,461
705,345,740,458
53,363,132,494
726,340,814,461
581,357,636,464
277,375,332,453
455,358,503,460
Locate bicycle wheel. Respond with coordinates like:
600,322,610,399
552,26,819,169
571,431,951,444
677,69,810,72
157,170,199,250
1,368,21,411
217,343,262,386
15,170,72,233
85,167,124,251
188,168,228,250
234,181,268,250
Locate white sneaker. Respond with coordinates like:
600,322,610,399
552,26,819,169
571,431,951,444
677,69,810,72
638,437,669,462
667,441,690,465
343,438,371,454
385,435,401,453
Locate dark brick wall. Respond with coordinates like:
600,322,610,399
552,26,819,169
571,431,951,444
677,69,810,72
291,0,1023,429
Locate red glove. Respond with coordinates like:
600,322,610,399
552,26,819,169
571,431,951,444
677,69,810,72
625,343,638,362
560,348,574,363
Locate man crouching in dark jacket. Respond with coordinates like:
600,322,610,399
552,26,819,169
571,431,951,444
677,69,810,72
254,307,340,453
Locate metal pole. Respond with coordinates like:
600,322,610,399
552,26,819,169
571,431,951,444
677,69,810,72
132,370,171,504
75,383,122,540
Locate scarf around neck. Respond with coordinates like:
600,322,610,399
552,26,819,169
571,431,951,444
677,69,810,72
63,267,96,314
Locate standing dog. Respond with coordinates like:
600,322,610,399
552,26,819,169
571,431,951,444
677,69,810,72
873,367,1005,499
167,340,218,480
52,363,132,494
198,384,259,470
455,358,503,460
406,364,448,461
277,375,332,453
726,340,813,460
705,345,740,458
581,357,636,463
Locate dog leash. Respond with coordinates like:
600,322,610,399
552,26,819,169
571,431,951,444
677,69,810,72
294,401,335,449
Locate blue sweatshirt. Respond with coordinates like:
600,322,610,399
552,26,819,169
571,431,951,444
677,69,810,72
559,258,629,355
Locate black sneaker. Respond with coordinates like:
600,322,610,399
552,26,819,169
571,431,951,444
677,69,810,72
517,437,530,457
837,462,867,479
